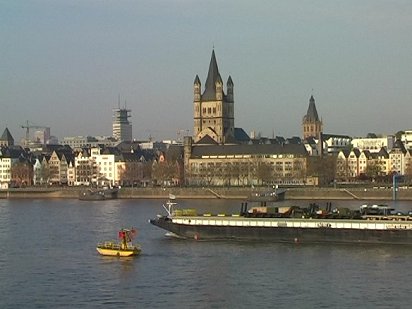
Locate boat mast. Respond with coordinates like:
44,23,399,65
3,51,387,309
162,194,177,217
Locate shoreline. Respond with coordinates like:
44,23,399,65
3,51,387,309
0,187,411,201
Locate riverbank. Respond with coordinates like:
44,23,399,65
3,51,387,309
1,186,411,200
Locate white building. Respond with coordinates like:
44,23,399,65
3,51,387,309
322,134,352,154
0,157,12,189
351,136,395,153
401,131,412,149
61,136,117,151
91,147,117,186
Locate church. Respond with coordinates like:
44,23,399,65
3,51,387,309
182,51,310,187
193,50,238,144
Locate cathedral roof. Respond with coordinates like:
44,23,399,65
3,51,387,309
303,95,320,122
202,50,224,101
196,135,219,145
234,128,250,142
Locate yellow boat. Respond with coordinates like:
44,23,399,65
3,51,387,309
97,228,141,257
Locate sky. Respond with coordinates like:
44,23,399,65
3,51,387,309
1,0,412,143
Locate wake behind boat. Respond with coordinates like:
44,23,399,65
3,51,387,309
96,228,141,257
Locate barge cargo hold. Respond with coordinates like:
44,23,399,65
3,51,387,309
149,200,412,245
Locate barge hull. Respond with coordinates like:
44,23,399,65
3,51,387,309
150,217,412,245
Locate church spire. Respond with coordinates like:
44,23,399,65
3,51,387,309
202,50,223,101
302,95,323,140
305,95,320,122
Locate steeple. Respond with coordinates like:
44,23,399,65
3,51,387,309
194,75,201,102
193,50,235,144
302,95,323,140
194,75,201,85
0,127,14,146
226,75,234,102
202,50,223,101
304,95,320,122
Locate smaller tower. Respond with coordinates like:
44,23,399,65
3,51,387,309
226,76,234,103
0,128,14,147
193,75,202,136
194,75,201,102
302,95,323,140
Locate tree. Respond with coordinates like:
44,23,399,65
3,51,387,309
152,161,176,186
364,162,382,181
307,155,337,185
256,162,273,186
201,163,216,186
404,161,412,184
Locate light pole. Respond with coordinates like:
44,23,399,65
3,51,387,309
393,173,400,201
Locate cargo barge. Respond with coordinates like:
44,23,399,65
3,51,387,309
150,199,412,245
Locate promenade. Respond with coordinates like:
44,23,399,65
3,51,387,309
1,186,411,200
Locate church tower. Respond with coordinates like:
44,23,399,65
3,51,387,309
302,95,323,139
0,127,14,147
193,50,234,144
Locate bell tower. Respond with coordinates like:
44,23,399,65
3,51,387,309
302,95,323,139
193,50,235,144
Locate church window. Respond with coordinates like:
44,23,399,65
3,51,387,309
213,107,216,114
208,107,212,114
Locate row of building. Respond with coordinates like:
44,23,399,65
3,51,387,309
2,127,412,188
2,50,412,188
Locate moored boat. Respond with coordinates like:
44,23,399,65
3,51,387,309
97,228,141,257
150,198,412,245
79,187,119,201
248,187,286,202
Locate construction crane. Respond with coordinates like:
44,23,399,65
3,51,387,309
21,120,49,144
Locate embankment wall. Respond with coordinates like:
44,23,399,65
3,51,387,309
1,187,411,200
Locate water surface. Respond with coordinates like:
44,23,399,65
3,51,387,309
0,199,411,308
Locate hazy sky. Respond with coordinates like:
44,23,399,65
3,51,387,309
1,0,411,143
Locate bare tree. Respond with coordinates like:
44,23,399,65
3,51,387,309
256,162,273,186
308,155,337,185
365,161,382,182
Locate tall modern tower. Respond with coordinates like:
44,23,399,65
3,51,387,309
193,50,234,144
112,107,132,142
302,95,323,140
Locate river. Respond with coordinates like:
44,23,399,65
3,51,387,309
0,198,411,308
